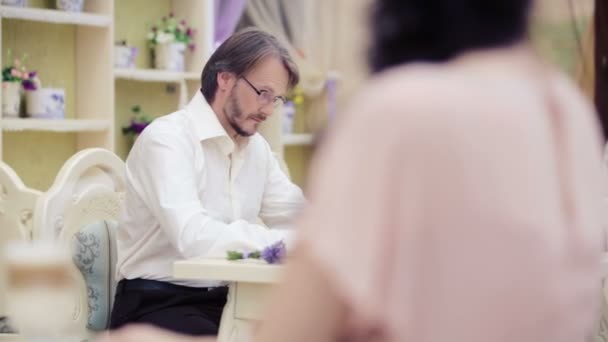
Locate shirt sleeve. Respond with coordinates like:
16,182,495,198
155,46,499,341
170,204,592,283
128,130,291,259
295,106,412,325
259,140,306,231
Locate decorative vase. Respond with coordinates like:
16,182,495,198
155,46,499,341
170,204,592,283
25,88,65,119
56,0,85,12
2,0,27,6
282,101,296,135
2,82,22,118
154,42,186,72
114,45,138,69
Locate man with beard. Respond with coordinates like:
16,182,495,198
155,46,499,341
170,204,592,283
109,28,304,336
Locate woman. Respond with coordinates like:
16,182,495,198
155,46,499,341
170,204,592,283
107,0,606,341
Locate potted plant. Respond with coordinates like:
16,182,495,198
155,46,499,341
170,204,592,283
282,86,304,134
147,13,196,72
2,54,37,118
122,105,153,144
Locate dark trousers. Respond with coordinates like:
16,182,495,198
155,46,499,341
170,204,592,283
110,279,228,336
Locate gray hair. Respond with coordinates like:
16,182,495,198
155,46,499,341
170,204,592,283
200,27,299,104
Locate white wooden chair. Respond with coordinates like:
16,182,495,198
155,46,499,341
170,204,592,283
32,148,125,336
0,162,41,334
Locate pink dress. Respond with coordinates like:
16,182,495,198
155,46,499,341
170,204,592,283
297,46,606,342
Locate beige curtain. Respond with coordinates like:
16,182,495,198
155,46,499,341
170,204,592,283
247,0,371,150
577,19,595,99
532,0,594,84
245,0,336,98
333,0,371,108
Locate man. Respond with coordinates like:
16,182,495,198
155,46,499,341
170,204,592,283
109,28,305,336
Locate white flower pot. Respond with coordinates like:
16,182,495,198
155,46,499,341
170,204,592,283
154,42,186,72
2,0,27,6
2,82,22,118
56,0,84,12
25,88,65,119
114,45,138,69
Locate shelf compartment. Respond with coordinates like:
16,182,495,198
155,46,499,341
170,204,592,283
283,133,314,146
0,6,112,27
2,118,109,132
114,68,199,83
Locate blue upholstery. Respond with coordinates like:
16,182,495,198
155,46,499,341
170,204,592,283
72,220,117,331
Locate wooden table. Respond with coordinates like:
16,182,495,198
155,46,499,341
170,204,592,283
175,254,608,342
173,259,284,342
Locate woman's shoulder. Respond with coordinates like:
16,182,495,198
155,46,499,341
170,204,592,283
352,54,592,131
343,63,494,137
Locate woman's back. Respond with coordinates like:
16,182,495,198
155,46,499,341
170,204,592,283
298,44,605,341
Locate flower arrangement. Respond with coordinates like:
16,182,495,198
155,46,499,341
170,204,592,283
227,240,286,264
288,86,305,107
122,105,153,135
282,86,304,134
147,12,196,52
2,52,40,91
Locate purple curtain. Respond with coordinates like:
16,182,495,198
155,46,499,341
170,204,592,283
214,0,248,47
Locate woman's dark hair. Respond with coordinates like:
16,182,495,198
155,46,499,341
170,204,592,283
369,0,533,72
201,27,299,104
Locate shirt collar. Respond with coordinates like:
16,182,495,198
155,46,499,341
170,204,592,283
186,90,228,141
185,90,237,155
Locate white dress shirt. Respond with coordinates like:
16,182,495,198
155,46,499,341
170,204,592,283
116,91,305,287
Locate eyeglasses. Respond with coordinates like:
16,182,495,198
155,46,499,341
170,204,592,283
241,77,286,108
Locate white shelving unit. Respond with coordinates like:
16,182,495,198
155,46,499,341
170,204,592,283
0,0,114,145
283,133,314,146
114,67,198,111
0,6,112,26
2,118,109,132
0,1,315,185
114,0,214,159
0,0,114,189
114,68,199,83
281,71,340,150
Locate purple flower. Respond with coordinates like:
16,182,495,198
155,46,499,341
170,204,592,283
261,240,286,264
51,94,64,104
22,79,36,91
130,121,148,134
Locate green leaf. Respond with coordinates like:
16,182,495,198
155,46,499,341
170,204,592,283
227,251,244,261
248,251,261,259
